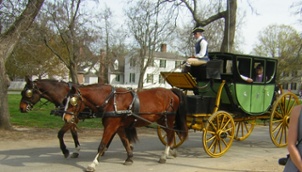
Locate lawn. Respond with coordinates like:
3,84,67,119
8,94,103,129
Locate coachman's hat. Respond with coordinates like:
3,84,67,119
192,26,205,33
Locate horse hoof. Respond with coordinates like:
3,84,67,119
85,166,95,172
169,149,177,158
64,151,70,158
70,152,79,158
124,160,133,166
158,158,166,164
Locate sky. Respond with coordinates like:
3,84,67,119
99,0,301,54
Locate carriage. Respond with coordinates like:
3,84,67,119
158,52,300,158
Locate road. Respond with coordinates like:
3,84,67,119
0,126,287,172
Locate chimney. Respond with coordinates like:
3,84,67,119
160,43,167,52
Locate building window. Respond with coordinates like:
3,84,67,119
159,60,166,68
147,74,154,83
283,83,288,90
115,74,120,82
291,83,297,90
129,73,135,83
283,72,289,77
130,58,136,67
159,74,165,84
292,71,298,77
175,61,182,69
113,59,119,70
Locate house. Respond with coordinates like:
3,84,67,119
109,44,185,89
279,70,302,95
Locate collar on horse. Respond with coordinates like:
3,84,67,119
96,86,140,117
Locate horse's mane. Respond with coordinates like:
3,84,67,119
34,79,70,88
35,79,66,83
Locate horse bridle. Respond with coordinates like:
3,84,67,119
21,81,46,110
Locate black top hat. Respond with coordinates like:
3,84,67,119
192,26,205,33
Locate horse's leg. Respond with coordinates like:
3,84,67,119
85,125,118,172
57,123,72,158
116,128,134,165
69,123,80,158
100,133,116,156
159,118,175,164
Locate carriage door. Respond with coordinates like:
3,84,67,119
263,60,277,110
235,57,252,112
251,60,266,113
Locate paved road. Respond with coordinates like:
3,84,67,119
0,126,287,172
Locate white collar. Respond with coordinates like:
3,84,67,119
196,36,203,42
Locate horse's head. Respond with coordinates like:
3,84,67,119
19,77,43,112
63,85,86,123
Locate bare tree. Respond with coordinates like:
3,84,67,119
125,0,176,90
160,0,237,53
0,0,44,130
42,0,99,84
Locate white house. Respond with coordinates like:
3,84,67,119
121,44,185,89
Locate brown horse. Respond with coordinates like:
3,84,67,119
19,77,93,158
63,84,188,172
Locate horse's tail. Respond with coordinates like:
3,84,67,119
171,88,188,140
125,127,139,144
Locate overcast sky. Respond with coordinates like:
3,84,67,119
99,0,301,54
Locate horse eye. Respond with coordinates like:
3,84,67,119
25,90,33,98
70,97,78,106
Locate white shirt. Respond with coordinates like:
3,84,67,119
195,36,208,58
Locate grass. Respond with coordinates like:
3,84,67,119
8,94,103,129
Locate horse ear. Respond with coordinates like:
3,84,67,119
71,85,77,94
25,75,32,83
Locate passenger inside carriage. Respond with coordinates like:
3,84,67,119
254,64,264,82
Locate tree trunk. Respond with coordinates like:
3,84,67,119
221,0,237,52
0,54,11,129
0,0,44,130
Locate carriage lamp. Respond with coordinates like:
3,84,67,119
70,97,78,106
25,89,33,98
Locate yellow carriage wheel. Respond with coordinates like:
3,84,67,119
233,119,255,141
157,126,186,148
270,92,300,147
203,111,235,157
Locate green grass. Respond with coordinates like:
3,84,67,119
9,94,103,129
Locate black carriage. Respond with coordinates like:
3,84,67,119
158,52,300,157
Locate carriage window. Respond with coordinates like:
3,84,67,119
237,57,252,82
225,60,233,74
265,60,276,83
253,60,265,83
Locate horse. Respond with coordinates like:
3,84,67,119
19,77,94,158
63,84,188,172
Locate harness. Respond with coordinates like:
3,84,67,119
67,86,179,131
97,87,140,117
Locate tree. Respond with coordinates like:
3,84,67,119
42,0,99,84
125,0,176,90
0,0,44,130
160,0,237,53
251,24,302,82
5,24,68,80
